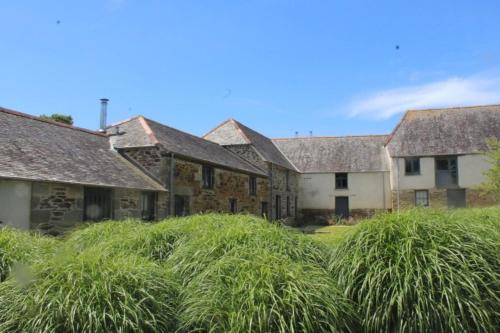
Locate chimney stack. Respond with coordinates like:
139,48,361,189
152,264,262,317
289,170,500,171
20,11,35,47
99,98,109,132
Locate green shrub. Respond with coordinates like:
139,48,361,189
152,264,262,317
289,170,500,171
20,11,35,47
165,214,331,283
0,227,56,281
0,249,179,333
330,209,500,333
179,248,360,333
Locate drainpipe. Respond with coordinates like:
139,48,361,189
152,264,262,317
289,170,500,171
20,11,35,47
382,172,386,210
169,152,175,216
396,158,400,212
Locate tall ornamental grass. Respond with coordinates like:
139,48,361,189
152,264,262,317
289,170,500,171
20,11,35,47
330,209,500,333
179,247,360,333
164,214,331,283
0,227,57,281
0,249,179,333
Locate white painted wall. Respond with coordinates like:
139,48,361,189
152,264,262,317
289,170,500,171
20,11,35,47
390,157,435,190
0,179,31,229
390,154,491,190
298,172,391,210
458,154,490,187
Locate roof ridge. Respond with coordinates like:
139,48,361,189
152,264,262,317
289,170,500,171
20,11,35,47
271,140,300,172
145,117,233,148
273,134,389,140
138,116,160,145
0,106,107,137
109,115,142,127
406,104,500,113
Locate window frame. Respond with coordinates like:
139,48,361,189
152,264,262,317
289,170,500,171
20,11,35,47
335,173,348,190
249,176,257,196
414,190,429,207
141,191,157,221
405,157,421,175
202,165,215,189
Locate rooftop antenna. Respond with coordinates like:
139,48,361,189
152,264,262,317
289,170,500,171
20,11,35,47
295,131,299,138
309,130,313,137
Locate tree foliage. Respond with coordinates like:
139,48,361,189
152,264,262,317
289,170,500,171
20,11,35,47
39,113,73,125
480,138,500,197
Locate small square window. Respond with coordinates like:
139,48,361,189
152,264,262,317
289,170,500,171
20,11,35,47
335,173,348,189
415,190,429,207
202,165,214,189
405,158,420,175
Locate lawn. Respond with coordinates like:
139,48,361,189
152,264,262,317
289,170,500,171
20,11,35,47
0,207,498,333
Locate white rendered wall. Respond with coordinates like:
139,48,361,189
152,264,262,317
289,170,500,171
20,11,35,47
0,179,31,229
391,157,435,190
298,172,390,210
458,154,490,188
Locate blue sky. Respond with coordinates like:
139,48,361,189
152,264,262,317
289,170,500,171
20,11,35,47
1,1,500,138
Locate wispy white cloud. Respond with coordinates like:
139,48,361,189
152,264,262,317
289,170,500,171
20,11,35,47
349,73,500,119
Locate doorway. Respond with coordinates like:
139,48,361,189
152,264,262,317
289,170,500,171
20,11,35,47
335,196,349,219
447,189,466,208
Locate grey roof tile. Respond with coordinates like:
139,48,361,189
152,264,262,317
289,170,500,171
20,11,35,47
110,117,266,176
204,119,297,170
386,105,500,157
273,135,389,173
0,108,165,191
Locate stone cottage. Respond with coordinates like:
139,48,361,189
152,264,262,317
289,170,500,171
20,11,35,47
108,116,269,218
0,107,167,235
1,103,499,231
204,119,300,223
273,135,391,224
386,105,500,210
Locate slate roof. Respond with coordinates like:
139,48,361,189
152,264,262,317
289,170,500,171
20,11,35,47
386,105,500,157
204,119,297,171
273,135,389,173
0,108,165,191
110,117,266,176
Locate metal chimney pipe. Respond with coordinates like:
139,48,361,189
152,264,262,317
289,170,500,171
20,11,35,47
99,98,109,132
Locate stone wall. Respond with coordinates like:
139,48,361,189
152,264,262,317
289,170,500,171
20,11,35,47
224,145,269,171
465,189,498,207
393,188,498,209
31,182,84,235
121,147,170,185
271,164,299,225
173,159,269,216
30,181,168,235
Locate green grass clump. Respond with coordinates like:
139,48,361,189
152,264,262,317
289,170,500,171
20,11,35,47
0,227,57,281
330,209,500,333
0,249,179,333
165,214,331,283
179,247,360,333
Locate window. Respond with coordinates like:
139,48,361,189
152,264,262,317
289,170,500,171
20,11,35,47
174,195,190,216
141,192,157,221
415,190,429,207
229,198,237,214
275,195,282,220
261,202,268,218
335,173,348,189
405,158,420,175
447,189,466,208
84,187,112,221
249,176,257,196
202,165,215,189
435,157,458,187
286,171,290,191
286,196,290,217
